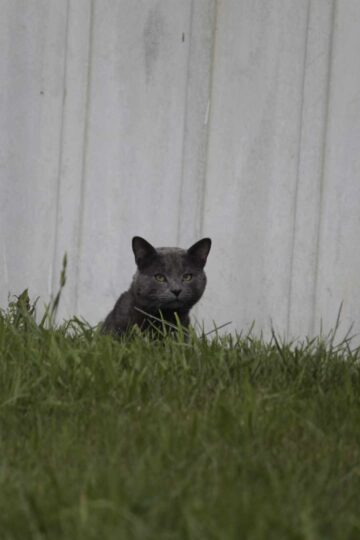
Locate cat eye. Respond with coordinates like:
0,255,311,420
183,273,193,282
154,273,166,283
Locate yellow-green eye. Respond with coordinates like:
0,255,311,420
154,273,166,283
183,273,193,282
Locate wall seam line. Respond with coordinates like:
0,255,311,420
311,0,337,335
74,0,95,314
51,0,70,304
176,0,194,246
286,0,311,339
199,0,218,238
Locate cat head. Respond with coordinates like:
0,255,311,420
131,236,211,312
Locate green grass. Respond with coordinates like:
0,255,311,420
1,294,360,539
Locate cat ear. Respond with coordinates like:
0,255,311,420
187,238,211,268
132,237,157,268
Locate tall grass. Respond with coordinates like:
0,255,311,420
1,285,360,539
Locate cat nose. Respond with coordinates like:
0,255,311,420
171,288,182,297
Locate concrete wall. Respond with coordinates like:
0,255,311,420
1,0,360,341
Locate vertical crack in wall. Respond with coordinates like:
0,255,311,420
311,0,337,335
74,0,95,314
286,0,311,339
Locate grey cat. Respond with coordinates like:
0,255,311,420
102,236,211,336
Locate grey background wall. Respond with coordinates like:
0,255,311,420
1,0,360,341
